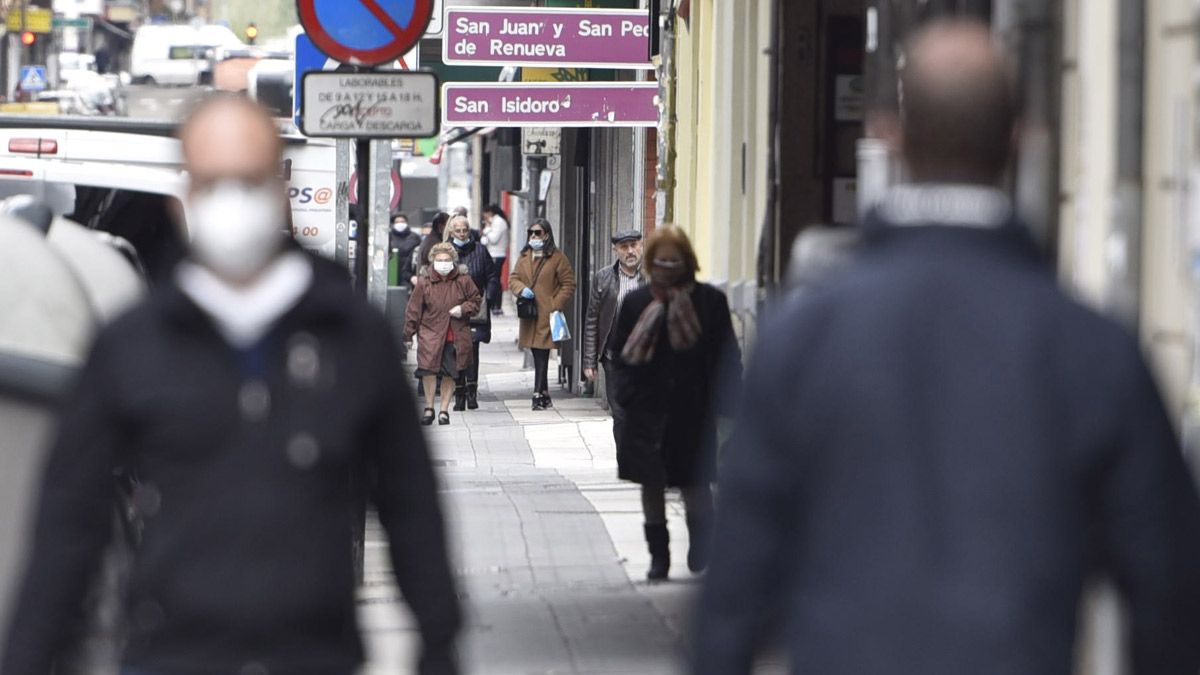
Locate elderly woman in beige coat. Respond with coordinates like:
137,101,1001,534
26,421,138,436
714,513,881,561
509,218,576,410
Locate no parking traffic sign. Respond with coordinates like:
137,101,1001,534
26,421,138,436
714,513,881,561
297,0,436,66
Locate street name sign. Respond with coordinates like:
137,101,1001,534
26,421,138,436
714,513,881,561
444,7,651,69
53,17,93,30
297,0,435,66
443,82,658,128
302,71,440,138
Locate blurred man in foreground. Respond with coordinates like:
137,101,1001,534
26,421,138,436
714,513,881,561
694,19,1200,675
2,95,460,674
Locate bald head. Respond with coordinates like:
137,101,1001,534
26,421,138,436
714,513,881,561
179,95,282,195
899,20,1018,184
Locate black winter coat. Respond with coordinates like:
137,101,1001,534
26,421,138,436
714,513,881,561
2,255,461,675
609,284,742,487
390,228,422,288
694,215,1200,675
453,236,499,344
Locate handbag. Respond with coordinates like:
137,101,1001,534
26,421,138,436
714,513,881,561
549,310,571,342
469,298,489,326
516,258,547,320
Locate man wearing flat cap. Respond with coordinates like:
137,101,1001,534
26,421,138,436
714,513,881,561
584,229,645,446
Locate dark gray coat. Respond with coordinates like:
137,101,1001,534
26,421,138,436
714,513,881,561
694,215,1200,675
583,261,644,372
609,284,742,488
2,255,461,675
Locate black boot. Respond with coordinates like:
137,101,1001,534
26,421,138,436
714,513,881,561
644,523,670,581
453,385,467,411
686,515,711,573
531,394,545,411
539,392,553,409
466,382,479,410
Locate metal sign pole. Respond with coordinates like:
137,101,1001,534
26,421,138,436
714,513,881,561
368,141,393,310
335,139,351,268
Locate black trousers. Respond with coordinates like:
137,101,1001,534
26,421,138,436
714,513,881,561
457,342,482,387
602,360,626,449
531,348,550,394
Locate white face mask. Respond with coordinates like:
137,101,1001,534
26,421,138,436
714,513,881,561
186,179,285,282
433,261,455,276
529,238,545,250
392,221,408,233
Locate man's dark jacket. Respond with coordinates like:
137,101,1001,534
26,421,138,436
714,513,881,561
582,261,643,372
390,228,422,288
2,254,460,674
694,213,1200,674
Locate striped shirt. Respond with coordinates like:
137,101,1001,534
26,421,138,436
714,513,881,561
617,266,641,306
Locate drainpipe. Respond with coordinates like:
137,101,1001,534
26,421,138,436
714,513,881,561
755,0,781,296
655,4,677,227
1108,0,1145,329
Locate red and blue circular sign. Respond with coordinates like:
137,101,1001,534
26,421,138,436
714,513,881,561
297,0,434,67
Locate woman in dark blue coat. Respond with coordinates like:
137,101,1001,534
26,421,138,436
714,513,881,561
609,226,742,581
446,215,498,410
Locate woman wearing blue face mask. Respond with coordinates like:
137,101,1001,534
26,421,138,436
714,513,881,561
445,215,498,410
509,218,576,410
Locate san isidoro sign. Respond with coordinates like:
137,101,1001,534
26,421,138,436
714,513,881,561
443,82,658,128
443,7,652,69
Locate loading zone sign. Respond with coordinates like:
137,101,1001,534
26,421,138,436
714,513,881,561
301,70,440,138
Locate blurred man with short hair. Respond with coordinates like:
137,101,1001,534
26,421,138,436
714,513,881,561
694,19,1200,675
2,95,460,675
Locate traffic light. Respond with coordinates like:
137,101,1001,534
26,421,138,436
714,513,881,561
20,31,36,47
245,22,258,45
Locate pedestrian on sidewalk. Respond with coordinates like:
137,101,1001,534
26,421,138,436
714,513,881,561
405,242,482,426
481,204,511,315
693,20,1200,675
447,215,499,411
1,94,461,675
510,218,576,411
583,229,646,445
389,212,421,289
609,226,742,581
413,211,451,286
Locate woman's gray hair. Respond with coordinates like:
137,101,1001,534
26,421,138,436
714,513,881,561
428,241,459,263
443,215,470,241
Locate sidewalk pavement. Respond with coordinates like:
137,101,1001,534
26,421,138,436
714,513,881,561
360,312,699,674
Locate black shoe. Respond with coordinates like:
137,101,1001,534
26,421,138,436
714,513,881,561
453,386,467,412
686,515,711,573
644,523,670,581
466,383,479,410
420,408,435,426
531,395,545,411
539,392,553,409
438,411,451,425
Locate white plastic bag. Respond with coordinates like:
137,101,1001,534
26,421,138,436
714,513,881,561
550,310,571,342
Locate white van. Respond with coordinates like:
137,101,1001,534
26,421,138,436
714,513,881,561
131,24,243,86
0,116,338,272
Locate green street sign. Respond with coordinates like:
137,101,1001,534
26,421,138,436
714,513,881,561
52,17,92,30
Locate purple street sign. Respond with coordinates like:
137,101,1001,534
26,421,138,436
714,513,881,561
443,83,658,128
443,8,652,69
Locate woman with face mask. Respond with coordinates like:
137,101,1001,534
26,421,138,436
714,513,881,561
444,215,499,411
608,226,743,581
403,242,482,426
509,218,576,410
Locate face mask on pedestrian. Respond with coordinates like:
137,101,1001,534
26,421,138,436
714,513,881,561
187,179,285,282
650,259,686,287
433,260,455,276
452,237,470,247
392,220,408,233
529,238,545,250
